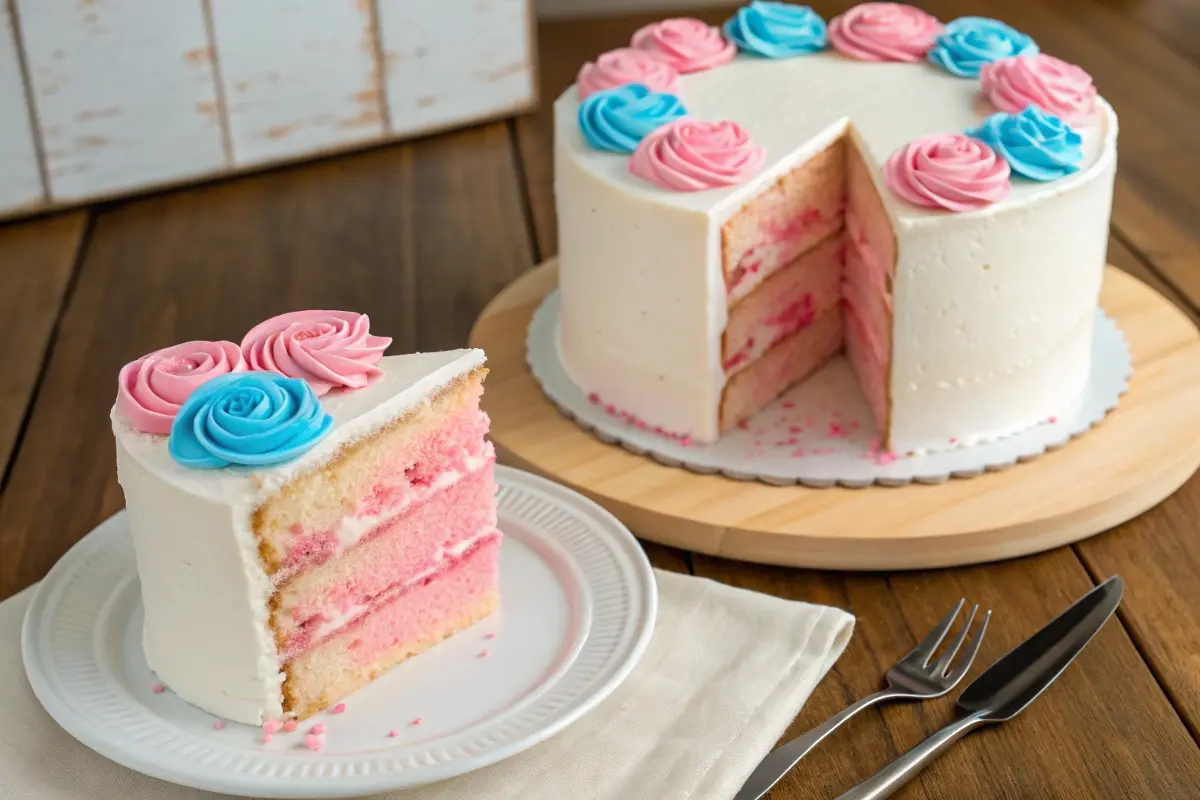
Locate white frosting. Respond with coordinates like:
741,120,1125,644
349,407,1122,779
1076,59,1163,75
555,52,1118,452
112,349,485,724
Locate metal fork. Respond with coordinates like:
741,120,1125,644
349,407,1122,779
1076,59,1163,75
733,599,991,800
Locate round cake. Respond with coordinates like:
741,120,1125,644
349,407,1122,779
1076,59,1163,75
553,4,1117,455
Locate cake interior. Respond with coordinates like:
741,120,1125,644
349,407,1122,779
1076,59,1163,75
719,129,895,446
254,367,499,719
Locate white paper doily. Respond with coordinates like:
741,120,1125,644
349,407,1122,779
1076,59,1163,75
527,291,1132,487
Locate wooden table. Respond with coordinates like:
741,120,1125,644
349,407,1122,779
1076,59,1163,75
1,2,1198,798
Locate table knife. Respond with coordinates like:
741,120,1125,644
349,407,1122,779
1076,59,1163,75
836,575,1124,800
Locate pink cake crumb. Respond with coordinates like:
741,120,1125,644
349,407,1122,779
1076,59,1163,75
312,723,326,735
875,451,898,466
304,734,322,751
478,649,490,658
261,733,273,744
283,720,298,733
263,719,282,735
484,632,497,640
949,436,958,444
151,683,165,694
791,448,806,457
332,703,347,714
782,401,795,409
389,729,400,737
829,422,845,437
411,718,422,726
213,720,226,730
1047,416,1058,424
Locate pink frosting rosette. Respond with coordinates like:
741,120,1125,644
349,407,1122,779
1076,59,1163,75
240,310,391,396
829,2,942,62
117,340,246,434
884,133,1011,211
577,48,680,99
630,18,736,74
980,54,1098,125
629,119,766,191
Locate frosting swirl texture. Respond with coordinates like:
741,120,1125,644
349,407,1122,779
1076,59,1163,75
117,340,246,434
579,84,687,153
966,106,1083,181
631,18,736,73
577,48,680,99
928,17,1037,77
169,372,334,469
629,119,766,191
828,3,942,63
723,2,828,58
241,310,391,396
884,133,1011,211
980,54,1098,125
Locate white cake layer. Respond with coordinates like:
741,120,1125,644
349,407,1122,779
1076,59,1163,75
554,52,1118,451
113,349,485,724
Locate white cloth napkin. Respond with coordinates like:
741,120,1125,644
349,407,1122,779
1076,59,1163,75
0,569,853,800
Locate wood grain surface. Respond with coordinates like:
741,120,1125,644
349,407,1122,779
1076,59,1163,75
469,260,1200,569
0,2,1198,798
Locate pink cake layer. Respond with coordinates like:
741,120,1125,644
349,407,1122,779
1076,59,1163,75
282,533,501,719
723,232,844,376
842,149,895,438
273,405,492,581
722,138,846,305
721,307,843,432
274,461,498,657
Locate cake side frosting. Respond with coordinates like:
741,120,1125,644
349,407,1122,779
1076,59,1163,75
554,5,1118,453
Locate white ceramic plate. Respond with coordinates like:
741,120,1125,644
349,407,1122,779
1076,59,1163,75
22,465,657,798
528,290,1132,486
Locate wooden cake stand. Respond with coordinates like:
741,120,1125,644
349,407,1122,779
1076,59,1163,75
468,260,1200,569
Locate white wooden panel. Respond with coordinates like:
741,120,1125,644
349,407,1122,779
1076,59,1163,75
379,0,534,135
16,0,225,202
0,3,43,213
211,0,385,166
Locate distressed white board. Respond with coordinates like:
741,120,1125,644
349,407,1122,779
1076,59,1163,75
211,0,385,166
15,0,225,203
379,0,534,135
0,3,43,213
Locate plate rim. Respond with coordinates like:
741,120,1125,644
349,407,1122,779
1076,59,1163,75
21,464,657,798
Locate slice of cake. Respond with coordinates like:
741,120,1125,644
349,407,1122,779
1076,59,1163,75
112,311,498,724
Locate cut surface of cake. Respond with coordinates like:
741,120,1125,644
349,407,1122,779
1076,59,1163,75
111,313,497,724
556,6,1117,455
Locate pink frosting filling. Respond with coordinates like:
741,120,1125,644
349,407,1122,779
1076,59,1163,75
275,405,492,578
322,533,500,668
277,463,497,655
241,310,391,396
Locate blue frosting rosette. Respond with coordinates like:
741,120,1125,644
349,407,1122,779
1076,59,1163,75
724,1,827,58
578,84,687,154
928,17,1038,77
169,371,334,468
965,106,1083,181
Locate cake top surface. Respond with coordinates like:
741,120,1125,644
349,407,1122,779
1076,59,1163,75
557,28,1117,223
113,349,485,506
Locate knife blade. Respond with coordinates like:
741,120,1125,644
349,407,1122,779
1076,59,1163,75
836,576,1124,800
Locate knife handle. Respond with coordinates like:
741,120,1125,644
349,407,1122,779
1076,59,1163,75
835,711,989,800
